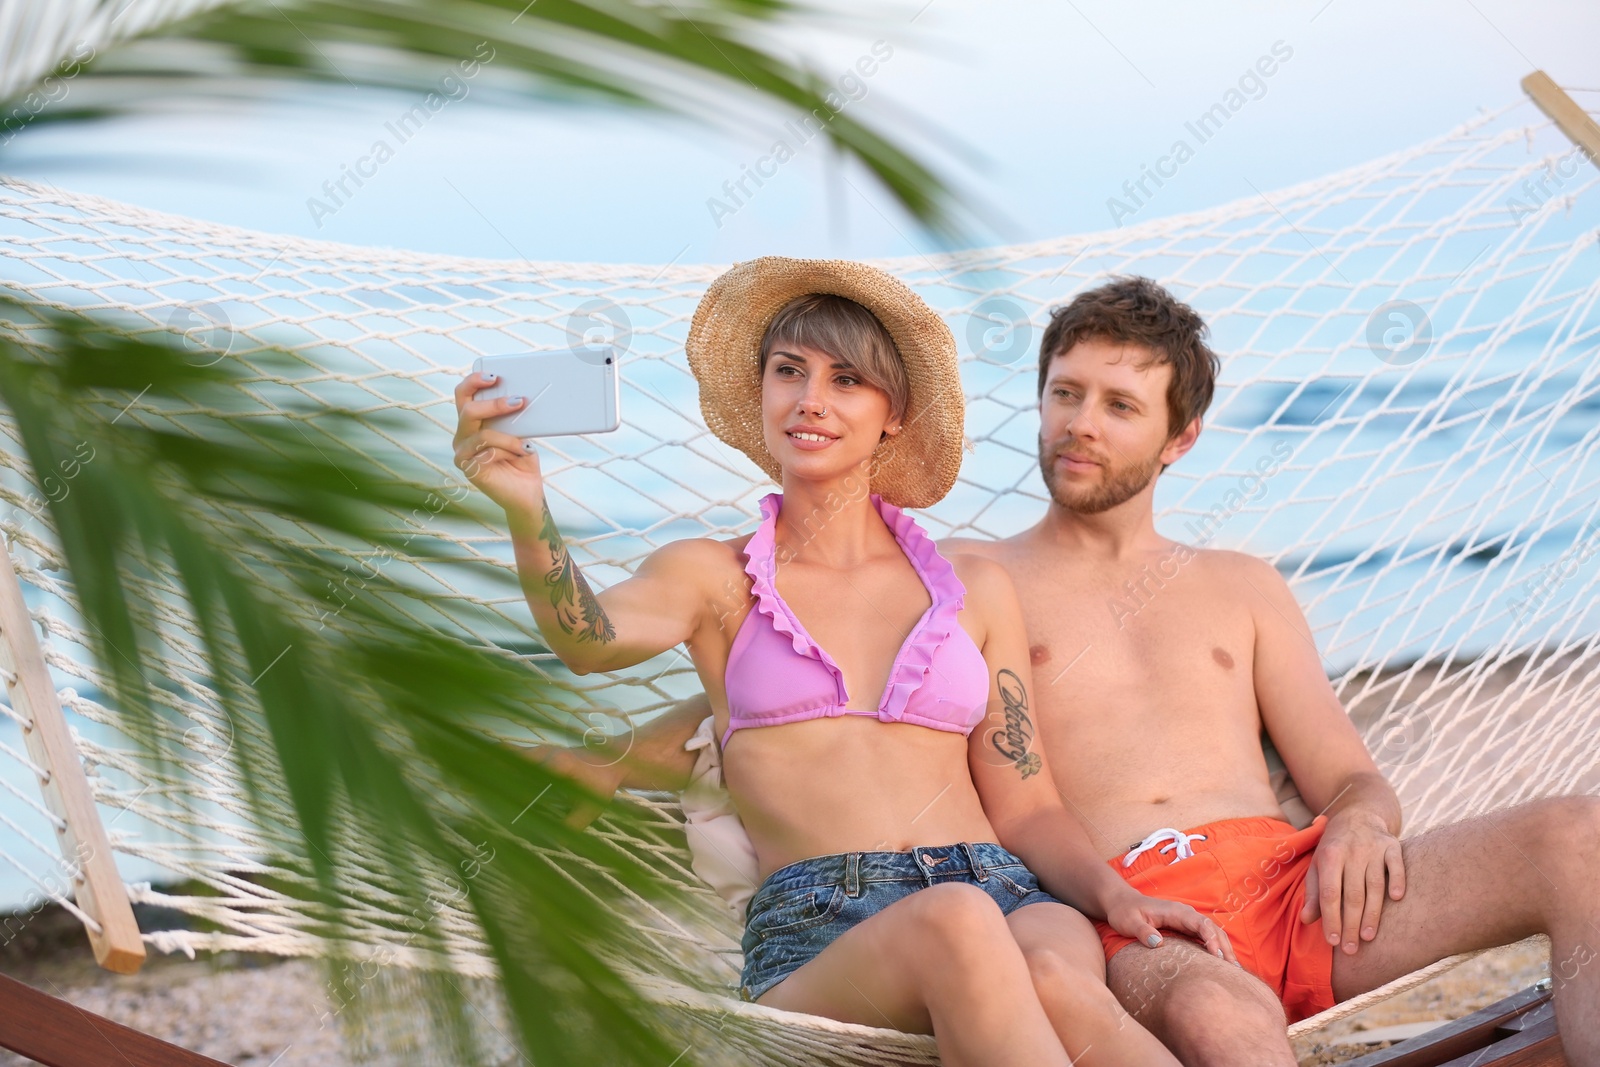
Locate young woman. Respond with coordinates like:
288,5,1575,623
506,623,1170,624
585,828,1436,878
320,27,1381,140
453,257,1231,1065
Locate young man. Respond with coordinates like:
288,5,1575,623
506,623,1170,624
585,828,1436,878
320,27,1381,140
534,276,1600,1066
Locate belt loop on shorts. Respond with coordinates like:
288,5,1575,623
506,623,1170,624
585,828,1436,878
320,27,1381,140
845,852,861,897
960,841,989,882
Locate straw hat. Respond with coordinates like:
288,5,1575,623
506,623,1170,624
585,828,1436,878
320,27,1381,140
686,257,965,509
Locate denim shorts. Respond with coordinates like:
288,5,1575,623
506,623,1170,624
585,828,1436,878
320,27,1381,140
738,840,1062,1002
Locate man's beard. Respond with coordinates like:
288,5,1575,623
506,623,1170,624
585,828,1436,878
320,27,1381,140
1038,435,1163,514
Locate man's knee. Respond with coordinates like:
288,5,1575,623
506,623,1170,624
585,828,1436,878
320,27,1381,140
1110,946,1293,1066
1162,972,1293,1066
1111,944,1285,1035
1522,796,1600,879
1165,971,1286,1033
1553,795,1600,852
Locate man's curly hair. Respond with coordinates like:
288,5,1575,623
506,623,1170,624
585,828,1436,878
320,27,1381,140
1036,275,1220,437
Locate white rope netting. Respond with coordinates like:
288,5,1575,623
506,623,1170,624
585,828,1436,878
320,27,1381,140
0,86,1597,1057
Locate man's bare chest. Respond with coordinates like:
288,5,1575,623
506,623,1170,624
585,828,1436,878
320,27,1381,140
1002,551,1259,731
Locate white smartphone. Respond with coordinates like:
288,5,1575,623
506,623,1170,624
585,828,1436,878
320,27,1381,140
471,350,621,438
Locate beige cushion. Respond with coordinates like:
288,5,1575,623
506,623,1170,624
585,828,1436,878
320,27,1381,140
681,716,760,917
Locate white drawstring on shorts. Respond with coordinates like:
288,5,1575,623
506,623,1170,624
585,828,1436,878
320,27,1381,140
1122,827,1209,868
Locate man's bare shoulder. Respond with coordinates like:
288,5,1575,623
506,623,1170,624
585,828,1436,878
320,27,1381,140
1186,544,1286,583
1174,543,1293,613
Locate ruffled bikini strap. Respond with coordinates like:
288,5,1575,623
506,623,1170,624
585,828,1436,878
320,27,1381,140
870,493,971,722
871,494,968,606
739,491,837,666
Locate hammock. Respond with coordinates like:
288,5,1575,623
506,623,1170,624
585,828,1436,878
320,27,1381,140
0,74,1597,1063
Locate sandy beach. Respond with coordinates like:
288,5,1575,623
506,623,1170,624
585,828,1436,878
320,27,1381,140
1,935,520,1066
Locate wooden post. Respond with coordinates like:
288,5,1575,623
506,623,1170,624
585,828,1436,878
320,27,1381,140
0,539,144,973
1522,71,1600,171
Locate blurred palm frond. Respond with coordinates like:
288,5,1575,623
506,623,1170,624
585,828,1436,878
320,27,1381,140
0,0,978,239
0,293,694,1064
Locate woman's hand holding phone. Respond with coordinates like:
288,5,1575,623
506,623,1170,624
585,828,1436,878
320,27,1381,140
458,365,691,675
453,370,545,520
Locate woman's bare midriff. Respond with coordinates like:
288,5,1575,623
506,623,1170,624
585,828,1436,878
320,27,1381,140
720,715,1000,881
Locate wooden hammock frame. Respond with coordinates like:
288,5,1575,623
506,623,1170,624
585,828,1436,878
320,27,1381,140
0,970,226,1066
1338,983,1563,1066
0,536,143,973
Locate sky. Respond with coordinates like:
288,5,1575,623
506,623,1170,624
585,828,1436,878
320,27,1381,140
3,0,1597,268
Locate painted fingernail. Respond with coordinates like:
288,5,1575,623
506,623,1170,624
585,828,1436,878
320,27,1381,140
485,373,497,381
523,441,534,452
510,395,524,405
1146,934,1162,947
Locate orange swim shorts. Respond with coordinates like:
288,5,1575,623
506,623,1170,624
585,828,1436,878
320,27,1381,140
1093,814,1336,1023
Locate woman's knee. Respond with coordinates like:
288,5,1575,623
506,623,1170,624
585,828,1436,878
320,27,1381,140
1025,945,1121,1022
908,883,1004,927
899,882,1009,952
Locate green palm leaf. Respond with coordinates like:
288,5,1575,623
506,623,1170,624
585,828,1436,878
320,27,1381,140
0,293,701,1064
0,0,975,239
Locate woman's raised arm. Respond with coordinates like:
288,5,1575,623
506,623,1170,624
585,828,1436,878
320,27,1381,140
453,370,714,674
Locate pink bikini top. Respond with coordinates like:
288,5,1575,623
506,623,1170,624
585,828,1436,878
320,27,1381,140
721,491,990,750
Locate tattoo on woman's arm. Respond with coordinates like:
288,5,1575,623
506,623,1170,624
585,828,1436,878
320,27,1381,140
991,668,1041,779
538,500,616,644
